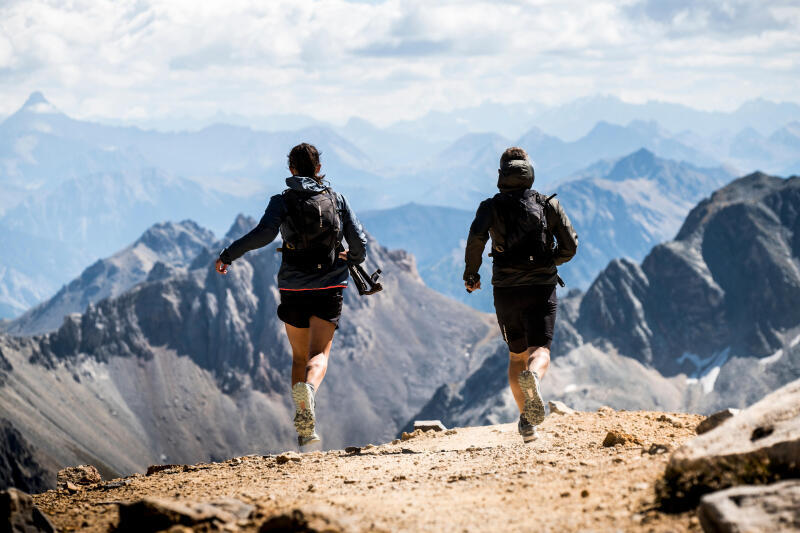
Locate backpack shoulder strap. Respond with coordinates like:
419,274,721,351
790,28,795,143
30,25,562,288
282,189,309,247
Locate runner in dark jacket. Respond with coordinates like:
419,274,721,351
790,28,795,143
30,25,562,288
463,147,578,442
215,143,368,447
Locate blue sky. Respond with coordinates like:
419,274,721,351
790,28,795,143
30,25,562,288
0,0,798,125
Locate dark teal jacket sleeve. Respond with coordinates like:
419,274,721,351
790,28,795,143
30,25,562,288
339,194,367,265
219,195,285,264
464,199,492,280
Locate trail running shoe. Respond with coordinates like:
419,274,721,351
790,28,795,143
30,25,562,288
292,382,316,438
518,414,538,443
298,431,321,447
518,370,545,426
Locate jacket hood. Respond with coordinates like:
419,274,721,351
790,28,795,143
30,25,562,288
286,176,331,193
497,159,534,192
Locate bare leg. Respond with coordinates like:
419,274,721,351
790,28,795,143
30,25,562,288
528,346,550,379
508,350,528,412
305,316,336,389
508,345,551,413
284,323,311,386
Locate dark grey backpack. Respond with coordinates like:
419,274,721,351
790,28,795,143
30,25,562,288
281,188,341,271
490,190,555,267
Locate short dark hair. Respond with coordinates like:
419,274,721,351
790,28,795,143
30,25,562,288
500,147,528,167
288,143,324,180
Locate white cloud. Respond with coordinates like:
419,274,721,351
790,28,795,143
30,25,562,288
0,0,798,125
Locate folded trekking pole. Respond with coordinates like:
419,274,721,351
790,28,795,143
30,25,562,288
348,263,383,296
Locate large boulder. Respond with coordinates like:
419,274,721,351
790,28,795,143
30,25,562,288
116,497,253,532
0,488,55,533
658,378,800,509
698,481,800,533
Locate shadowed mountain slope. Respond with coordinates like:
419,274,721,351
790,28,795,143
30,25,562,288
411,172,800,427
0,220,496,489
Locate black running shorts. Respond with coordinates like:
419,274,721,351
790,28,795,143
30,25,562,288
493,284,557,353
277,287,344,328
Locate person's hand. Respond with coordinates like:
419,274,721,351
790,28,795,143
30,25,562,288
465,279,481,293
215,258,229,275
339,250,349,261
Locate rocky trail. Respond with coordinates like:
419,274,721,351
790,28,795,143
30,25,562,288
31,409,705,532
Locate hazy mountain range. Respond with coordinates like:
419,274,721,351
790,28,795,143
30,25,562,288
3,171,798,493
1,91,799,321
411,172,800,429
363,149,734,310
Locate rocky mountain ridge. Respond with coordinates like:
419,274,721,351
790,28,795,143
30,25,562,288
363,149,733,312
412,172,800,428
0,218,496,491
7,220,215,335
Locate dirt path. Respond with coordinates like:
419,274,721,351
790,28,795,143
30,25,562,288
34,409,704,532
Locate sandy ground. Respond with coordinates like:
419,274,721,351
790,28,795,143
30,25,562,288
33,409,705,532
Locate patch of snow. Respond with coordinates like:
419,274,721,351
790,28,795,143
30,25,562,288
759,348,784,366
791,334,800,349
679,347,730,394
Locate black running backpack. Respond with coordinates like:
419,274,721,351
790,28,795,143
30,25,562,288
490,190,555,267
281,188,342,272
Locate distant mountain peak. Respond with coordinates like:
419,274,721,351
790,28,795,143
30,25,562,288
605,148,659,180
225,214,256,240
21,91,57,114
24,91,47,106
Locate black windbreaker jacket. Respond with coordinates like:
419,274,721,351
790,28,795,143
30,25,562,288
463,160,578,287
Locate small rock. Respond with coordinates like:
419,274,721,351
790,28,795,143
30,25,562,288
696,408,740,435
344,446,361,455
391,475,406,482
65,482,80,494
260,508,343,533
602,430,642,447
444,429,457,436
343,480,356,484
102,479,132,490
117,497,252,532
548,400,575,415
413,420,447,432
391,439,401,444
401,429,423,441
560,492,570,498
57,464,101,487
364,444,375,449
0,488,55,533
580,489,589,498
656,414,683,428
698,480,800,533
275,452,302,465
597,406,614,414
645,443,670,455
146,464,182,476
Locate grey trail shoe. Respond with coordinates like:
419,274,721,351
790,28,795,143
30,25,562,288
292,382,317,439
518,370,545,426
518,414,538,443
298,431,321,447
